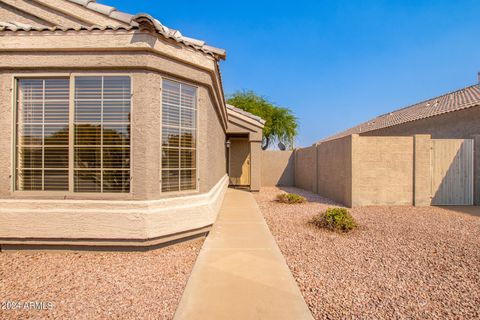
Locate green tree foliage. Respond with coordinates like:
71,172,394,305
227,91,298,150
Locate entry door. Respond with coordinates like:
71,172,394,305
431,139,474,205
229,139,251,186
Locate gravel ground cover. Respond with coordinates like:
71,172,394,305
0,238,203,319
254,187,480,319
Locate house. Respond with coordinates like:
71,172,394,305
0,0,263,249
321,84,480,142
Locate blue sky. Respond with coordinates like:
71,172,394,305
103,0,480,147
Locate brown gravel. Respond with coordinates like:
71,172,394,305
0,239,203,319
254,187,480,319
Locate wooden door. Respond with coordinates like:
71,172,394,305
431,139,474,205
229,139,251,186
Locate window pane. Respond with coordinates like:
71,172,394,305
103,170,130,193
180,129,196,148
162,170,179,192
162,127,180,147
44,170,68,191
180,149,196,169
74,170,101,192
17,169,42,191
44,125,69,145
162,148,179,169
45,79,69,100
75,124,101,145
103,147,130,168
75,147,101,168
103,100,130,123
103,76,131,100
103,124,130,145
18,79,43,101
44,101,69,123
181,108,196,128
75,100,101,123
180,170,196,191
163,103,180,127
19,102,43,123
17,147,42,168
44,147,68,168
18,124,42,145
75,76,102,100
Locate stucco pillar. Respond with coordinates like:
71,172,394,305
249,140,262,192
472,135,480,205
413,134,431,206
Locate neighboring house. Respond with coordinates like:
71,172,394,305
0,0,262,249
321,84,480,142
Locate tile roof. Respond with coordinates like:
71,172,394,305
226,104,266,126
0,0,226,60
320,84,480,143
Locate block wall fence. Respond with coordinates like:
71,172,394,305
262,134,479,207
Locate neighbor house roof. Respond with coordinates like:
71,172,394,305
0,0,226,60
226,104,266,127
320,84,480,143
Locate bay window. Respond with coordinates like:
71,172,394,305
15,75,131,193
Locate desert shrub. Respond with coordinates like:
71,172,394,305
276,193,307,204
311,207,357,232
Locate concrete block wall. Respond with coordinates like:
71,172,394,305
261,151,295,187
294,146,316,192
316,136,352,206
293,134,434,207
351,135,414,206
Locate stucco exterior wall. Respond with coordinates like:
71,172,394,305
200,89,226,193
294,146,316,192
316,136,352,206
261,151,294,187
351,135,414,206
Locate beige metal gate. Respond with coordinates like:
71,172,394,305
431,139,474,205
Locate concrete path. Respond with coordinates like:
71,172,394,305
174,188,313,320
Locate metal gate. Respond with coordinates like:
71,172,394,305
431,139,474,205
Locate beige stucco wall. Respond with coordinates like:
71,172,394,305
316,136,352,206
294,146,316,192
351,135,414,206
261,151,294,187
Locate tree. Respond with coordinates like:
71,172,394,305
227,91,298,150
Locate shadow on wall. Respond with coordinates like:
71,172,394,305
431,139,474,205
277,186,342,206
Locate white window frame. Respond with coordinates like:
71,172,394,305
160,77,200,194
12,73,133,196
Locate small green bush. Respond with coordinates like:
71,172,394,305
311,207,357,232
276,193,307,204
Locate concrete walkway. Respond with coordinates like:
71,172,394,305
174,188,313,320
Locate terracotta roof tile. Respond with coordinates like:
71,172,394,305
0,0,226,60
320,84,480,143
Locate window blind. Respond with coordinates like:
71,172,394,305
162,80,197,192
74,76,131,193
16,79,70,191
15,76,131,193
